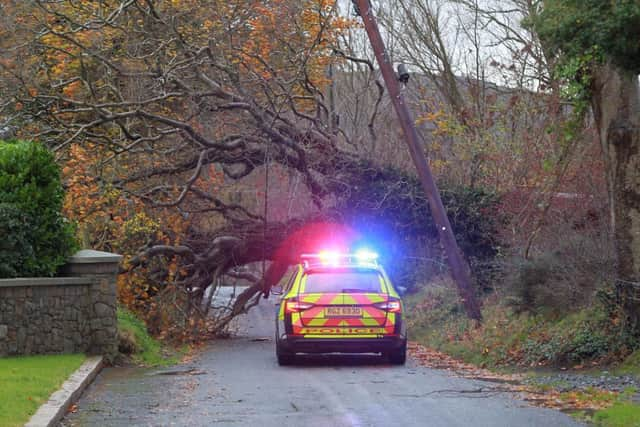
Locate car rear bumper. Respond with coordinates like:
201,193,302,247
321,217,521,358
278,335,407,354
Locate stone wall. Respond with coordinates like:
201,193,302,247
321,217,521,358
0,250,121,357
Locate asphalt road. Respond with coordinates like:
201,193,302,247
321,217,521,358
63,289,582,427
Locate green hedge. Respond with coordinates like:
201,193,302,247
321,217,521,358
0,140,76,277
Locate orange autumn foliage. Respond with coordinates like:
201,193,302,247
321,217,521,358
240,1,351,110
62,144,192,337
8,0,352,340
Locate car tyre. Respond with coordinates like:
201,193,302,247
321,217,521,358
388,343,407,365
276,340,295,366
277,352,295,366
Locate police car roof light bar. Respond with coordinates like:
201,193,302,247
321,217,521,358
301,251,379,268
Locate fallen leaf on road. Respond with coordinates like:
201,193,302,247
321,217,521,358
409,342,523,384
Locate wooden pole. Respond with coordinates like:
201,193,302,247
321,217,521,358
353,0,482,320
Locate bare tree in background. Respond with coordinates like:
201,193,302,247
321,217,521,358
370,0,604,260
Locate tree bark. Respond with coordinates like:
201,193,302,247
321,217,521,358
591,64,640,335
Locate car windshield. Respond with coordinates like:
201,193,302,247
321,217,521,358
303,270,383,293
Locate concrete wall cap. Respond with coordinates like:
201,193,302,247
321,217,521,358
0,277,92,288
68,250,123,264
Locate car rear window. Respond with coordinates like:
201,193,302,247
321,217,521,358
303,270,383,293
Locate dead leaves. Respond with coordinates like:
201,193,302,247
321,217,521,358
409,341,620,413
409,342,522,381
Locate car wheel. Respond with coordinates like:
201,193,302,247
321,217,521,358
388,343,407,365
276,340,295,366
277,352,295,366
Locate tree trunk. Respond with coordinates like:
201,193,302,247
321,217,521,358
591,64,640,335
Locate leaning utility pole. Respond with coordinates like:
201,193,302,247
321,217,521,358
352,0,482,321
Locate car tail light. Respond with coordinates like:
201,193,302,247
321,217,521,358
285,300,314,313
374,298,402,313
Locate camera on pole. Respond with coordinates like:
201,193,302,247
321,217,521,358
397,64,410,84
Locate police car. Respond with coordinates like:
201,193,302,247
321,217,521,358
274,250,407,365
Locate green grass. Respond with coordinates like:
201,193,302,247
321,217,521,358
117,307,183,367
614,350,640,376
584,387,640,427
0,354,86,427
404,279,530,367
594,402,640,426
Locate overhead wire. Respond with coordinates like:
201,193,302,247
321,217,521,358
262,137,270,298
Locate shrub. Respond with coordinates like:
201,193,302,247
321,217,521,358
0,140,76,277
336,165,502,291
0,203,34,277
505,227,614,314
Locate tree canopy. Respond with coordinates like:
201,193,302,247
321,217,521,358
534,0,640,73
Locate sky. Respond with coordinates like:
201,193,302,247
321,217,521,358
336,0,541,88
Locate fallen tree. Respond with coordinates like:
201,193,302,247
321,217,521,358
0,0,497,335
0,0,385,333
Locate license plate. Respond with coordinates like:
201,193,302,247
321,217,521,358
325,307,362,317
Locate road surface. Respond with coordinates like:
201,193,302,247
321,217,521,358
63,288,581,426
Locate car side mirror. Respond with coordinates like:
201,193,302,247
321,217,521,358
397,286,407,296
271,285,284,296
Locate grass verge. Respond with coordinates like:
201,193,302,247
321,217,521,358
405,276,640,424
0,354,85,427
594,402,640,427
614,350,640,376
117,307,185,367
405,276,635,369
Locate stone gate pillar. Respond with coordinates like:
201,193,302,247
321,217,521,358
62,250,122,357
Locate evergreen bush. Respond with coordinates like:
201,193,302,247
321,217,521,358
0,140,76,277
